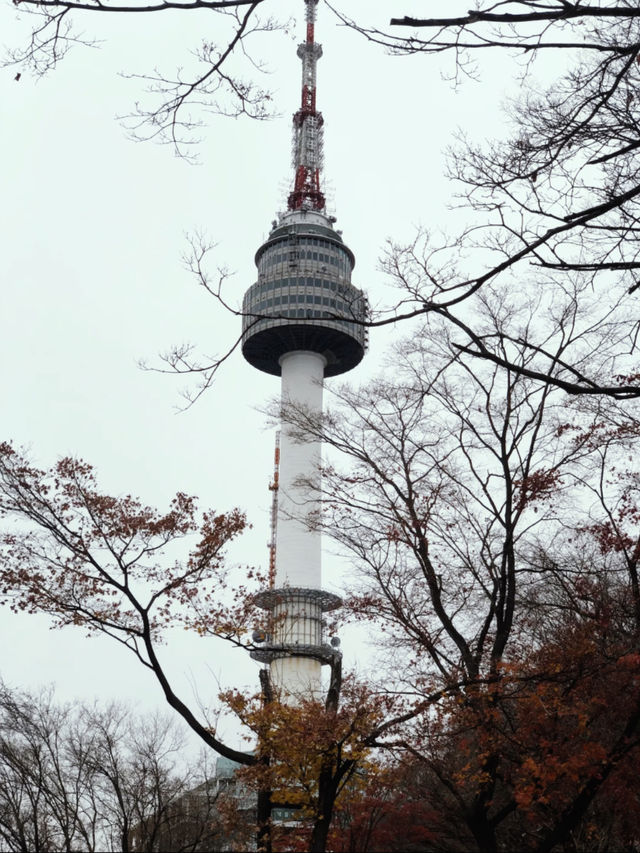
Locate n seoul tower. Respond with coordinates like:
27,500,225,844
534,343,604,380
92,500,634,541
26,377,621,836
242,0,368,698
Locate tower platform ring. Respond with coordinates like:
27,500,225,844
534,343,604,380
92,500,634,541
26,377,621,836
253,586,342,612
250,642,342,665
242,321,364,377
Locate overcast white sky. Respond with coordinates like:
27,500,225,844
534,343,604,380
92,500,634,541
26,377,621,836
0,1,514,746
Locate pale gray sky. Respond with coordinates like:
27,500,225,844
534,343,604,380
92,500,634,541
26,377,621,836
0,0,512,744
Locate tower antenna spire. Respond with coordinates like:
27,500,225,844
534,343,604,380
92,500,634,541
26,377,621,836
288,0,325,212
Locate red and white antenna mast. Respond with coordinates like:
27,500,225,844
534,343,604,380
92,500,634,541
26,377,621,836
287,0,325,212
267,432,280,589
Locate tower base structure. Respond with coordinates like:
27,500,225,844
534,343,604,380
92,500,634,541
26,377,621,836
251,587,342,699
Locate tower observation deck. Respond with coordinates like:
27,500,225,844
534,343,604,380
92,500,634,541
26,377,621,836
242,210,367,377
242,0,368,698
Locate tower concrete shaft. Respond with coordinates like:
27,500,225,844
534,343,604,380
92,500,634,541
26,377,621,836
270,351,324,694
275,351,324,591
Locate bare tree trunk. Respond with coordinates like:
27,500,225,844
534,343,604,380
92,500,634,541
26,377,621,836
256,669,273,853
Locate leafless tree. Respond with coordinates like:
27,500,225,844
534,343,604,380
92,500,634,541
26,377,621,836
0,683,224,852
291,295,593,682
4,0,283,158
147,2,640,404
9,1,640,397
324,2,640,397
277,288,640,850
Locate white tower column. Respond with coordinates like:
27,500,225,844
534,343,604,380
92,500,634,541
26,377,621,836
275,350,325,588
271,351,325,697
